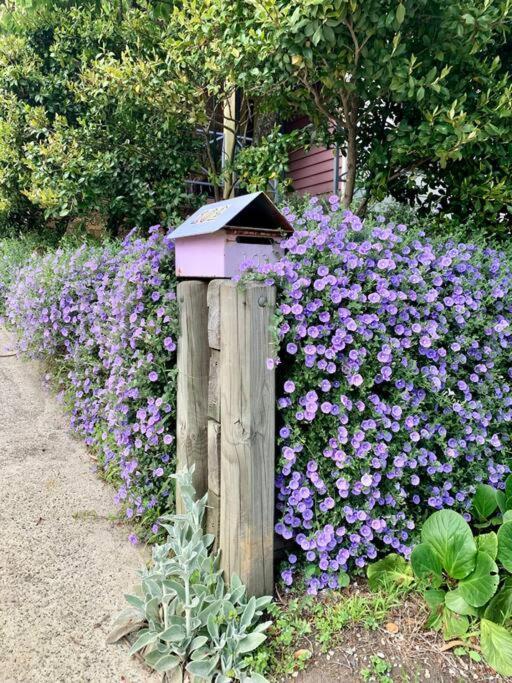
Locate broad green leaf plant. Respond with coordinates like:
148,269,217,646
108,469,271,682
368,475,512,676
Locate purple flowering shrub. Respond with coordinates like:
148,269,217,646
243,197,512,593
0,235,54,315
5,227,178,541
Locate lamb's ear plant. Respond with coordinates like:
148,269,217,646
108,468,271,682
367,478,512,677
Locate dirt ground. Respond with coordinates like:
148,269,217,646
292,594,508,683
0,327,157,683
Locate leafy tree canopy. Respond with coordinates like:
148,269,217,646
0,0,511,233
239,0,512,227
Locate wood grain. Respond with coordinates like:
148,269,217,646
176,281,209,512
207,277,221,350
219,280,275,596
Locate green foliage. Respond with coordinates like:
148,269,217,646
472,484,501,523
2,0,511,233
234,126,302,196
367,476,512,676
366,554,413,592
109,468,271,682
360,655,393,683
245,0,512,227
498,521,512,572
0,3,201,233
480,619,512,677
0,0,301,230
244,585,407,679
417,510,477,580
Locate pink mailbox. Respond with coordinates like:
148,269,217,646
169,191,293,278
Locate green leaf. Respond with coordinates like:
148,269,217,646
338,571,350,588
304,563,318,579
480,619,512,676
129,629,158,655
476,532,498,560
504,510,512,523
423,588,445,610
160,625,186,642
498,521,512,572
190,635,208,651
186,659,216,677
238,632,267,653
163,579,186,601
410,543,442,586
396,3,405,25
424,589,445,630
458,551,499,607
125,593,145,611
147,652,180,673
241,596,256,629
505,475,512,507
472,484,499,521
245,674,269,683
445,590,478,616
367,553,413,591
484,579,512,624
421,510,477,579
442,607,469,640
497,490,507,513
207,613,219,640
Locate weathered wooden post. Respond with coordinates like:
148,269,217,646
219,280,276,596
176,280,209,512
206,279,222,547
169,192,292,596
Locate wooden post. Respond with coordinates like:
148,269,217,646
206,281,222,545
219,280,275,596
176,281,209,512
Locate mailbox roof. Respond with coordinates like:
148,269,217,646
169,191,293,239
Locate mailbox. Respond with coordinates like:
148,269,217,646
169,191,293,278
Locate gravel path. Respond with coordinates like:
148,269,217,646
0,327,158,683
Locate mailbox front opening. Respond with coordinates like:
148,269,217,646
226,226,286,245
235,235,274,245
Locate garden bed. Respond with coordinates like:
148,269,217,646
269,586,505,682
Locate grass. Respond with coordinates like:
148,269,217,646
360,655,394,683
245,579,411,680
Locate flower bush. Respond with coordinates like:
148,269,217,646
4,196,512,592
5,227,178,540
0,235,54,315
242,197,512,593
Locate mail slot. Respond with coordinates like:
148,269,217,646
169,192,293,278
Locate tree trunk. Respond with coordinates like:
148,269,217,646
356,194,369,217
222,90,237,199
343,122,357,209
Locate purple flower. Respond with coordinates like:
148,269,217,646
284,380,296,393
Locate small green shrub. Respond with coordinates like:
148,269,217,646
109,468,271,682
367,476,512,676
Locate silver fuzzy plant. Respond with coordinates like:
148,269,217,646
108,468,271,682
